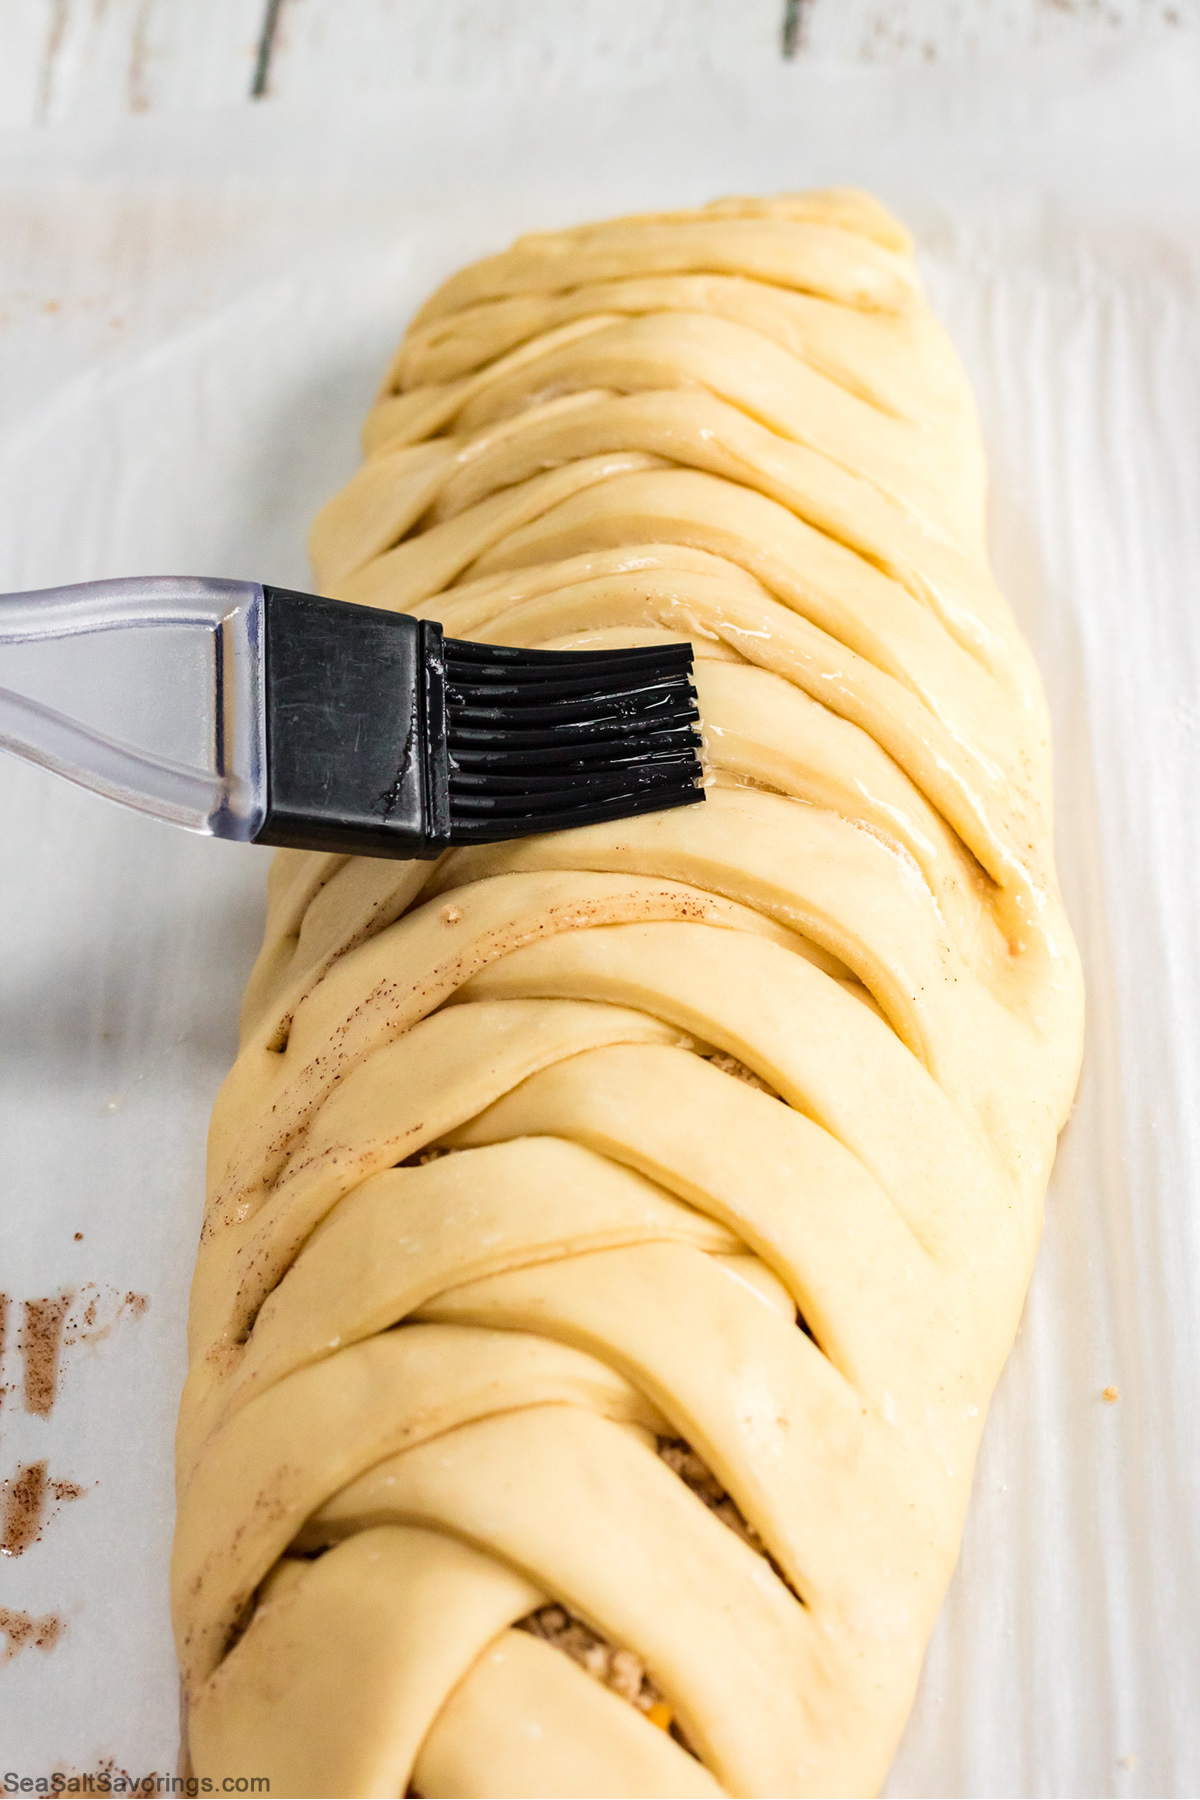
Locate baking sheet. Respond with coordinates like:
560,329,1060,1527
1,37,1198,1794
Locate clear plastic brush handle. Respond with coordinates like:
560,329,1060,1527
0,577,266,839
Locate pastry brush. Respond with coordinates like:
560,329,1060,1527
0,577,705,858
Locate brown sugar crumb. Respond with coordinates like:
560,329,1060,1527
439,904,463,925
705,1051,779,1099
518,1604,665,1715
1103,1385,1120,1403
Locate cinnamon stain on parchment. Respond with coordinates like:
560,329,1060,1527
0,1606,63,1663
1,1460,87,1557
19,1292,72,1415
64,1284,149,1352
1,1285,150,1421
0,1284,148,1664
0,1285,149,1421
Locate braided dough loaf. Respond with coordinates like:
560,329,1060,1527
173,190,1084,1798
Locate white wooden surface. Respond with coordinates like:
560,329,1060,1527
3,0,1199,128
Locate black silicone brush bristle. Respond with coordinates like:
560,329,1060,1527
254,591,705,861
442,637,705,843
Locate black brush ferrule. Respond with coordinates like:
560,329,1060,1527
253,586,450,860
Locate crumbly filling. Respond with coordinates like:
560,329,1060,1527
658,1435,800,1602
400,1145,452,1168
704,1050,780,1098
517,1603,668,1717
656,1436,769,1557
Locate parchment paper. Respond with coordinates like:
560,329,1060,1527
1,36,1197,1795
